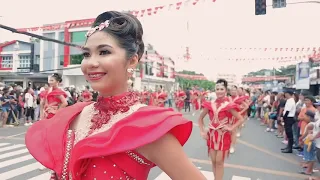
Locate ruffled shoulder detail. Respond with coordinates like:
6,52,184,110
201,101,212,111
25,102,92,174
47,88,67,98
70,106,193,177
233,96,249,105
220,102,240,112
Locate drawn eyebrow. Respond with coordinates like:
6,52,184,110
82,44,113,51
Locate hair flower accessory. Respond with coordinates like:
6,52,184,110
86,20,110,37
216,82,225,87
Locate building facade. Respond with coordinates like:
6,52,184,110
216,73,238,86
19,19,175,90
0,40,48,88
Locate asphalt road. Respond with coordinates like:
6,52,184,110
0,111,318,180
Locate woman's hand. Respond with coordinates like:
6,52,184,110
223,125,234,132
200,130,208,140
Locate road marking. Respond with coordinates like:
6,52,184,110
0,148,29,160
154,170,252,180
2,132,26,139
0,143,10,147
28,172,51,180
0,144,25,153
0,162,42,179
190,158,309,179
232,176,251,180
237,139,299,165
0,155,34,168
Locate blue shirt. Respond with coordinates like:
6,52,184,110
0,95,12,108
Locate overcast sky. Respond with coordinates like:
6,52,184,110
0,0,319,80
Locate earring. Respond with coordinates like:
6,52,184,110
127,68,134,74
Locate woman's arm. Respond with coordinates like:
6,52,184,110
137,133,206,180
229,109,245,131
58,95,68,108
198,108,208,133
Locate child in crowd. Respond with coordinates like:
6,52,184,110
299,110,317,176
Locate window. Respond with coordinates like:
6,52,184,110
163,65,168,78
71,31,87,43
35,55,40,64
1,56,13,68
18,55,31,68
70,54,84,65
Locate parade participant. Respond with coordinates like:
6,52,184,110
140,86,149,104
26,11,204,180
39,84,49,119
176,87,186,112
228,85,249,154
81,85,93,102
191,86,200,116
198,79,244,180
153,85,167,107
40,73,68,119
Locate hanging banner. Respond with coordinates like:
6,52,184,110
295,62,310,89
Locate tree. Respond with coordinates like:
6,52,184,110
176,70,215,90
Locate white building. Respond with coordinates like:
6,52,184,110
216,73,238,86
0,40,48,88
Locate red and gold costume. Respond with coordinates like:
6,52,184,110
140,90,149,105
25,91,192,180
191,90,200,110
202,97,239,154
176,90,186,109
42,88,67,119
153,91,167,107
81,90,92,102
200,91,208,105
229,95,248,123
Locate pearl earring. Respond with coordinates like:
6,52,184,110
127,68,134,74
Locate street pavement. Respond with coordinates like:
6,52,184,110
0,111,318,180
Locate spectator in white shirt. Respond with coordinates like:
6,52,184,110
281,89,296,153
24,87,34,126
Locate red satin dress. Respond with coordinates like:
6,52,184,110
229,95,249,123
192,91,200,110
25,91,192,180
176,91,186,109
43,88,67,119
202,97,239,154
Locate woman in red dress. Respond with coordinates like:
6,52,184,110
198,79,244,180
191,86,200,116
140,86,149,105
81,86,93,102
26,11,204,180
154,86,167,107
40,73,68,119
176,87,186,112
228,85,249,154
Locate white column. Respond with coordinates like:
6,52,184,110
40,39,44,71
62,75,71,88
54,32,59,70
12,50,19,73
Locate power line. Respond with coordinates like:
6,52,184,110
0,24,82,48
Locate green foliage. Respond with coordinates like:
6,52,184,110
246,65,296,77
176,70,214,90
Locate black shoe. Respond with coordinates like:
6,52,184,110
281,147,288,151
281,149,293,153
293,146,300,149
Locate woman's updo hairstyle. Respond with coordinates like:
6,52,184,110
51,73,62,83
92,11,144,61
216,79,228,89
